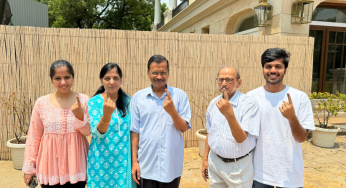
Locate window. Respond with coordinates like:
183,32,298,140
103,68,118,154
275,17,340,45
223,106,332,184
201,25,209,34
238,16,255,32
312,7,346,23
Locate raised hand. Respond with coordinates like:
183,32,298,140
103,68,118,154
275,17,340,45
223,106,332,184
103,91,116,121
163,89,177,115
216,89,234,117
71,95,84,121
279,93,296,121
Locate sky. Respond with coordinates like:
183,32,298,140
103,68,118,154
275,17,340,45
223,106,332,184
161,0,169,5
161,0,184,6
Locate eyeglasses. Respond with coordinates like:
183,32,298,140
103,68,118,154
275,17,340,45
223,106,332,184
216,78,235,84
151,71,168,76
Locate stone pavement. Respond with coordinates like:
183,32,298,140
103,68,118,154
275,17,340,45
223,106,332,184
1,136,346,188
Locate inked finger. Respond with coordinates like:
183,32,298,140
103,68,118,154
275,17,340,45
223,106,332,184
287,93,293,104
76,95,81,105
165,89,172,99
223,88,229,101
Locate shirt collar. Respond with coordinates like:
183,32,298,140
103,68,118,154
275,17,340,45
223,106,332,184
147,84,173,99
226,90,240,106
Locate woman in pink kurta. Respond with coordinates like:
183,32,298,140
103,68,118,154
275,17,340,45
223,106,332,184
23,60,91,188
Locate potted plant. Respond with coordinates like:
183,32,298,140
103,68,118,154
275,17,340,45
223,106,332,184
1,93,33,169
191,92,218,157
309,92,346,147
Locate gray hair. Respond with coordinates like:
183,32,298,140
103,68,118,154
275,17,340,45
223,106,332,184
217,66,241,80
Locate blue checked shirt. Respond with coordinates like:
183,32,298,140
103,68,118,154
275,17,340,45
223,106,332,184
130,85,191,183
206,91,260,158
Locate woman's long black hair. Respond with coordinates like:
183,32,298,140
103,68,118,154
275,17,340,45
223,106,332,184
94,63,129,117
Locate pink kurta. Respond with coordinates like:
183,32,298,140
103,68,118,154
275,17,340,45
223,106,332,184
22,94,91,186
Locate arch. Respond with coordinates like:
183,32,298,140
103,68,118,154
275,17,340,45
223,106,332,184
313,0,346,10
225,8,254,35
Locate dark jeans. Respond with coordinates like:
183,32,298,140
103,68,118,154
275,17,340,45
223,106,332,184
138,177,181,188
41,181,86,188
253,180,302,188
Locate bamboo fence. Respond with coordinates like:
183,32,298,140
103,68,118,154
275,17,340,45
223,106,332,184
0,25,314,160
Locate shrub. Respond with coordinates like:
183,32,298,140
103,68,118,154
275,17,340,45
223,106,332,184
309,92,346,129
0,93,33,144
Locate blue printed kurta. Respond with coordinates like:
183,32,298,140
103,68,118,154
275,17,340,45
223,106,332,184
87,94,136,188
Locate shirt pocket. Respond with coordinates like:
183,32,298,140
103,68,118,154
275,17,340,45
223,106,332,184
165,113,174,127
217,118,237,143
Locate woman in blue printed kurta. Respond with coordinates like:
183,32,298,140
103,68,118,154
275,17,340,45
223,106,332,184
87,63,136,188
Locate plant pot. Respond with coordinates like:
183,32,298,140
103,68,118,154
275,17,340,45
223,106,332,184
6,136,26,170
312,124,340,148
196,129,207,157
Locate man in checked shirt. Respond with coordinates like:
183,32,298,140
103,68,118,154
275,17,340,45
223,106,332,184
201,66,260,188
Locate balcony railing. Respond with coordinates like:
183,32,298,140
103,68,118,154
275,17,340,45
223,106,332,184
157,20,164,30
172,0,189,18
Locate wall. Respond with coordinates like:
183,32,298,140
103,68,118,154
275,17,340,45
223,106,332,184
8,0,48,28
0,26,314,159
163,0,346,36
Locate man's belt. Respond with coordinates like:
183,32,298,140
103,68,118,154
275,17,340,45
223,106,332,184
216,150,252,163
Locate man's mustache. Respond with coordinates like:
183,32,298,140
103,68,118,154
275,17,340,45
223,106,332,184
154,78,165,82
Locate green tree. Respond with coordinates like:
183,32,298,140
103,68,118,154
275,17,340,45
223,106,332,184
0,0,12,25
35,0,168,30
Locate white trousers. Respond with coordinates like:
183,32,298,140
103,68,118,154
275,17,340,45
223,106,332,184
208,150,254,188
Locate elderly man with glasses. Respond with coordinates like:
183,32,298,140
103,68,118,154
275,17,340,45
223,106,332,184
130,55,191,188
201,66,260,188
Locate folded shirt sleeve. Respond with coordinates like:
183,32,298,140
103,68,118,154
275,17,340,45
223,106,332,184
298,93,315,131
177,91,192,130
240,95,260,137
130,96,140,134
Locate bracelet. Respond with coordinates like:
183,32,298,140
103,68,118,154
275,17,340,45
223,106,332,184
100,118,110,124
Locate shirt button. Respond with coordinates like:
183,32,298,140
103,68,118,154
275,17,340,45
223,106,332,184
56,155,58,158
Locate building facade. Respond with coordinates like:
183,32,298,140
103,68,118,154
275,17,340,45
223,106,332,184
153,0,346,94
8,0,48,28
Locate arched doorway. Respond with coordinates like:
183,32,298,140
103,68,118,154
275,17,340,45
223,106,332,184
225,9,257,35
309,2,346,94
235,15,259,35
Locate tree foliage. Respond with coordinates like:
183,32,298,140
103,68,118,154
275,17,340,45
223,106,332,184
0,0,12,25
35,0,167,30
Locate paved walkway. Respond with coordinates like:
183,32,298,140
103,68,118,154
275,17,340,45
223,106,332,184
1,136,346,188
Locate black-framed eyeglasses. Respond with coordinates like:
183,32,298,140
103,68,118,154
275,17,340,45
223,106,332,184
151,71,168,76
216,78,234,84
